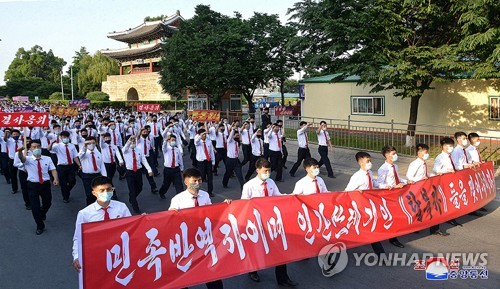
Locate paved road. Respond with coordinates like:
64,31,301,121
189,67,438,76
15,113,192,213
0,148,499,289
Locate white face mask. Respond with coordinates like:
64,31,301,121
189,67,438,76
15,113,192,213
423,153,429,160
311,168,320,176
391,154,398,162
461,139,468,146
130,144,136,149
260,173,270,181
474,141,480,147
447,147,454,154
97,192,113,203
170,141,176,147
365,162,372,170
87,144,95,151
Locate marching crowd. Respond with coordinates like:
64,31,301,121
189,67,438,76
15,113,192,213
0,103,487,289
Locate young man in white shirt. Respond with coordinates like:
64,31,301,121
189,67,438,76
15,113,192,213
451,131,473,171
407,144,450,236
316,121,334,178
78,136,107,205
159,134,184,199
244,129,264,182
71,176,132,284
213,124,227,176
240,121,252,167
292,158,328,195
289,121,312,177
18,139,59,235
466,133,483,165
168,168,228,289
267,123,284,182
222,125,245,190
241,158,297,287
194,129,215,197
375,146,411,248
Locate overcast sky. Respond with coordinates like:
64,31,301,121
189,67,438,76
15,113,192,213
0,0,299,85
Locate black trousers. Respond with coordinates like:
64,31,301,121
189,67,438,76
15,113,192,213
430,224,441,234
181,280,223,289
147,153,159,175
159,167,183,196
0,152,10,182
142,161,157,191
318,145,333,177
189,139,197,167
214,148,227,174
82,173,101,205
282,145,288,166
57,164,76,200
8,158,18,192
126,170,143,211
116,147,126,177
154,136,161,158
104,163,117,181
371,242,385,254
251,264,289,283
241,144,251,166
245,154,261,181
290,147,311,175
27,181,51,230
222,158,244,189
263,143,270,160
198,160,213,194
18,170,30,207
269,150,283,181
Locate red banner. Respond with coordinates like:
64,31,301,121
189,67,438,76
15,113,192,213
81,163,496,289
275,105,299,116
137,104,161,112
190,110,220,122
0,112,49,127
50,105,79,116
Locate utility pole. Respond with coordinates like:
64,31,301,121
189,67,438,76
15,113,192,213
70,66,74,101
60,68,64,100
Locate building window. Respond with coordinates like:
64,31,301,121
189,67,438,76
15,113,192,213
490,96,500,120
230,94,242,111
351,96,384,115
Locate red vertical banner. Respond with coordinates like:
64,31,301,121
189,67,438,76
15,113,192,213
81,163,496,289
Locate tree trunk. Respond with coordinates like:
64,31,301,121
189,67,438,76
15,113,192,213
244,93,255,117
405,94,422,147
280,81,285,106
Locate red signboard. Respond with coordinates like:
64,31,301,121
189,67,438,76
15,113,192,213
81,163,496,289
137,104,161,112
0,112,49,127
275,105,299,116
191,110,220,122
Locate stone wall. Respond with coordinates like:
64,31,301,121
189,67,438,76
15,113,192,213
101,72,172,101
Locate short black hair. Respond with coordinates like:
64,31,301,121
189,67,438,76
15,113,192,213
468,132,480,140
60,131,70,138
29,139,41,149
303,158,319,169
168,134,177,140
197,122,205,128
381,145,397,157
299,121,307,126
103,132,111,138
416,143,429,153
91,176,113,189
183,168,202,179
197,129,206,134
454,131,467,139
85,136,97,142
320,121,327,125
255,158,271,169
355,152,371,161
440,137,454,146
11,129,21,135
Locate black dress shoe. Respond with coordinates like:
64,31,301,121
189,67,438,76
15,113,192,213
389,240,405,248
278,278,298,287
447,219,463,227
328,175,335,179
223,185,228,189
432,230,450,236
154,173,161,177
25,205,31,210
63,199,69,203
248,272,260,282
289,173,295,178
467,211,483,217
7,179,11,184
478,207,487,212
133,209,142,214
159,194,166,199
36,228,45,235
41,214,46,221
283,165,288,169
11,190,18,194
209,192,214,197
151,189,158,194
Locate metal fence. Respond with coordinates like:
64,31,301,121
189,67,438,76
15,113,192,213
225,110,500,165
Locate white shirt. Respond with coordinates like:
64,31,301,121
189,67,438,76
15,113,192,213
50,143,78,165
292,175,328,195
23,155,56,182
241,128,251,145
136,137,152,157
208,126,217,141
72,201,131,260
169,190,211,210
2,138,23,159
267,130,282,152
466,145,482,163
375,162,406,188
451,145,470,170
14,150,32,172
122,141,152,173
148,121,161,137
297,126,309,149
433,152,455,174
406,158,430,182
215,132,227,149
317,129,330,146
250,134,264,156
78,148,107,176
241,177,282,199
194,135,215,164
162,143,184,170
100,143,121,164
226,130,240,159
345,169,375,191
108,128,123,147
263,127,271,144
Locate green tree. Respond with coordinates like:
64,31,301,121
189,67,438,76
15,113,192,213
86,91,110,101
4,45,66,83
76,51,119,96
282,79,299,93
290,0,500,145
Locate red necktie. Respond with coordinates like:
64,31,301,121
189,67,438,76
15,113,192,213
15,141,18,152
463,149,469,163
153,123,157,136
37,159,43,184
424,162,428,177
313,179,320,194
203,142,211,162
262,181,269,197
392,165,400,185
323,131,328,145
113,132,116,145
143,140,147,155
109,147,114,164
46,138,50,147
449,154,457,172
171,149,175,168
367,172,373,190
235,142,239,155
247,130,251,143
6,143,8,154
65,145,72,165
276,133,281,149
223,135,227,149
29,130,32,138
132,150,138,172
102,207,110,220
305,132,309,148
91,152,98,171
193,196,199,207
477,147,482,162
259,140,262,156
